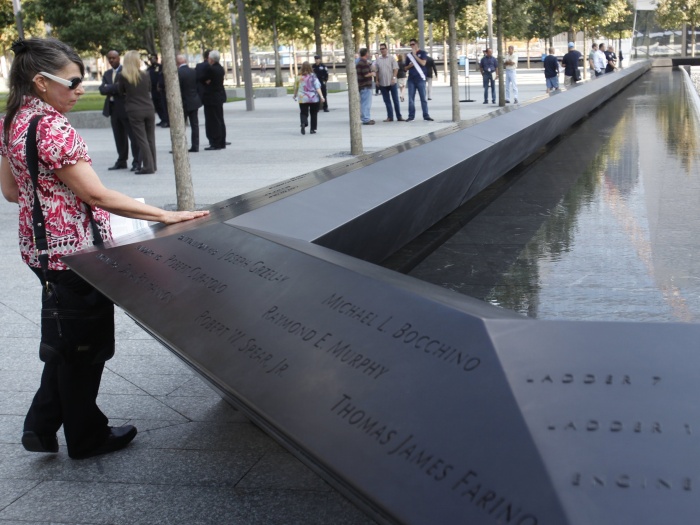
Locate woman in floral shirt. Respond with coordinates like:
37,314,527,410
0,38,208,459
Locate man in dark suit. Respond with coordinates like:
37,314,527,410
195,50,210,101
99,50,139,170
176,55,202,152
148,54,169,127
201,50,227,150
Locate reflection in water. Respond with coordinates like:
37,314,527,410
409,69,700,322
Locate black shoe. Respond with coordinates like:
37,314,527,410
323,109,329,112
130,166,139,172
424,117,434,121
135,169,155,174
71,425,137,460
108,163,127,171
204,146,222,150
301,125,305,135
22,431,58,453
225,142,231,145
188,147,199,152
158,122,170,128
310,130,316,134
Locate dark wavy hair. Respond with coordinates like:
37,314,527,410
3,38,85,143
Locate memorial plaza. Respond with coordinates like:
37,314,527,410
4,62,699,524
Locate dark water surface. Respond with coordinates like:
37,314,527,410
406,68,700,322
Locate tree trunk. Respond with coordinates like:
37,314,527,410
583,29,587,79
154,0,195,210
272,20,282,87
169,0,180,51
313,10,323,58
527,40,531,69
364,18,370,50
448,1,460,122
443,26,448,82
340,0,363,155
236,0,255,110
496,0,504,106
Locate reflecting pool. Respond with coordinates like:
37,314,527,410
408,69,700,322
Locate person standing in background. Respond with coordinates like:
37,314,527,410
201,50,227,150
293,61,325,135
425,55,438,100
503,45,519,104
176,55,202,152
404,38,433,121
543,47,560,93
147,54,168,128
479,48,498,104
98,50,139,171
374,43,403,122
118,51,156,174
396,54,407,102
356,48,375,125
562,42,582,87
312,55,329,112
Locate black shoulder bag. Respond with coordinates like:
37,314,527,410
27,115,115,365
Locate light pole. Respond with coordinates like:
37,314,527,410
417,0,425,49
486,0,493,51
12,0,24,39
229,5,240,87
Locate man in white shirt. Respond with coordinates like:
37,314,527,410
594,43,607,77
372,43,404,122
503,45,519,103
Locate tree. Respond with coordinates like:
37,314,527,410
340,0,362,154
23,0,135,53
155,0,196,210
248,0,311,87
177,0,231,53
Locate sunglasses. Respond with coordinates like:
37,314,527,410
39,71,83,90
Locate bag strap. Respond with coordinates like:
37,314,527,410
26,115,103,287
26,115,50,285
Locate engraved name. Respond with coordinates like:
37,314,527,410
163,254,228,293
452,470,539,524
547,420,663,434
331,394,452,481
572,472,692,491
193,310,289,377
117,263,173,303
321,292,380,327
136,244,163,261
262,306,389,380
526,374,661,386
391,322,481,373
216,248,290,284
177,235,218,256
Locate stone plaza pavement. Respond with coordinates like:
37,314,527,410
0,70,559,524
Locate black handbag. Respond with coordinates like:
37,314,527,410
27,115,115,365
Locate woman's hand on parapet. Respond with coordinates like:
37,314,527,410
159,209,210,225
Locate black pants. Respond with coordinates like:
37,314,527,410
299,102,319,131
185,108,200,150
320,82,328,110
110,111,140,168
25,268,110,458
204,103,226,148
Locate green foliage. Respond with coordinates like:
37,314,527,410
598,0,634,38
178,0,231,52
655,0,700,30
